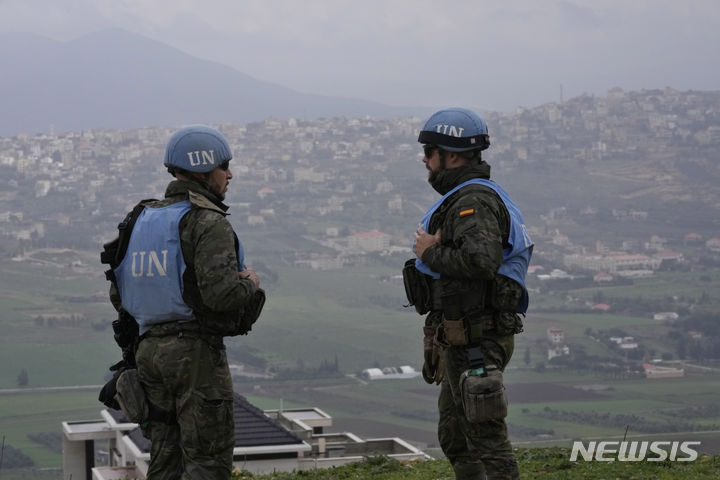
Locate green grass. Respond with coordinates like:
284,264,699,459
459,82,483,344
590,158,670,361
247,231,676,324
228,265,419,372
227,450,720,480
570,271,720,301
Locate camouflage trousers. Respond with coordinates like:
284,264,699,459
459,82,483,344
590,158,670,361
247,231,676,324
438,333,519,480
136,323,235,480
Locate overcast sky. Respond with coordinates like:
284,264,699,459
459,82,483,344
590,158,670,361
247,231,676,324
1,0,719,112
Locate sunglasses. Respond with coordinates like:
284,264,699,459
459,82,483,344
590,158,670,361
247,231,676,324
219,160,230,171
423,144,438,158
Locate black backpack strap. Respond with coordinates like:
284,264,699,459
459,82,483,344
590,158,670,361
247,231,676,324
101,199,157,280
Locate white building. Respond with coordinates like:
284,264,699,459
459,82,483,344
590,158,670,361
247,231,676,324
348,231,391,252
62,393,430,480
360,366,421,380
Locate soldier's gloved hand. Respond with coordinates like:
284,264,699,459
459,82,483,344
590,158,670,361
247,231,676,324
422,325,445,385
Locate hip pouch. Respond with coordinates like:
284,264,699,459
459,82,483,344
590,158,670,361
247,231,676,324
459,367,507,423
402,259,432,315
197,288,266,337
237,288,266,335
115,368,149,424
442,318,468,346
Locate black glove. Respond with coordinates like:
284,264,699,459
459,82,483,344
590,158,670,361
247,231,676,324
98,360,128,410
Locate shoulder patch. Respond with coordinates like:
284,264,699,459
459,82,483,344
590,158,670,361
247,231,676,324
187,191,226,215
459,208,475,217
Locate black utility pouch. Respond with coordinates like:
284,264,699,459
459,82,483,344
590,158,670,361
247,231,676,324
490,275,523,313
459,367,508,423
402,258,432,315
115,368,149,424
238,288,266,335
494,312,524,336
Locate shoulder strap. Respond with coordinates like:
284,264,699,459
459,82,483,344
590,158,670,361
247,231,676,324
101,199,157,282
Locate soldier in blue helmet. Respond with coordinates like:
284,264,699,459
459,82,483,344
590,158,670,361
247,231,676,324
103,125,262,479
403,108,533,479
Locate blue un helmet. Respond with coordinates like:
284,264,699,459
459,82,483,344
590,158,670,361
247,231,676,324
163,124,232,173
418,107,490,152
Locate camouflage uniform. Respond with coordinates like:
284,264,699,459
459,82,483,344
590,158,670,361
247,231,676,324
421,162,524,480
112,179,256,479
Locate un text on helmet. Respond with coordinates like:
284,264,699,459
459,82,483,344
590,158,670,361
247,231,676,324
435,125,464,137
187,150,216,167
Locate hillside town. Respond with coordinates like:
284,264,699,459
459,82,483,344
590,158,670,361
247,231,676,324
2,88,720,479
1,88,719,276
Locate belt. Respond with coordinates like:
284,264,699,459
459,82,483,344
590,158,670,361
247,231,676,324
140,321,222,345
466,313,495,342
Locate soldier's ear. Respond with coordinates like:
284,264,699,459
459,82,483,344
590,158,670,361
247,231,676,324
446,152,468,168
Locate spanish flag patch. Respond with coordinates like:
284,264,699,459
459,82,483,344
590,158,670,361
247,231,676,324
459,208,475,217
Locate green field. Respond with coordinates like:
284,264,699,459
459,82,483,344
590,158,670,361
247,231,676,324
2,251,720,474
0,389,100,468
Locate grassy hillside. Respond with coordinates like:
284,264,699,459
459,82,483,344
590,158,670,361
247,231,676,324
228,451,720,480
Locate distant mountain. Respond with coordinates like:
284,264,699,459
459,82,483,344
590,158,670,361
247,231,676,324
0,29,425,136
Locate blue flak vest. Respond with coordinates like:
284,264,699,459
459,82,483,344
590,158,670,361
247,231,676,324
414,179,534,313
114,201,194,334
114,200,248,335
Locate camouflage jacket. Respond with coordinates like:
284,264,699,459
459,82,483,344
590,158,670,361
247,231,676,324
109,180,256,330
421,163,523,318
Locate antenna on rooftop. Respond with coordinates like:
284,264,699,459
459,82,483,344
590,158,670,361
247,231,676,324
560,84,564,104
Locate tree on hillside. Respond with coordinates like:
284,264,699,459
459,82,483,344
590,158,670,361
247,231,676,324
676,337,687,360
17,369,28,387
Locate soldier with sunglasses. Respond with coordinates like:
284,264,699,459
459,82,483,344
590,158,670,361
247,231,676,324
105,124,260,479
407,108,533,479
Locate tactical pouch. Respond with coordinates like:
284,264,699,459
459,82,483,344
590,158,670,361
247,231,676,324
112,310,139,366
197,288,266,336
490,275,523,313
115,368,149,424
237,288,266,335
112,311,139,349
459,367,508,423
402,259,432,315
493,312,524,336
442,318,468,346
98,366,123,411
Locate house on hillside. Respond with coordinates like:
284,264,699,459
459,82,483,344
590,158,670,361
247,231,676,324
643,363,684,379
546,328,570,360
653,312,679,321
62,392,429,480
348,231,391,252
706,237,720,252
609,336,638,350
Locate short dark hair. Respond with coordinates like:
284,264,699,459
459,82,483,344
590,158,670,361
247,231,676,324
167,166,211,181
457,149,483,163
438,147,483,164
